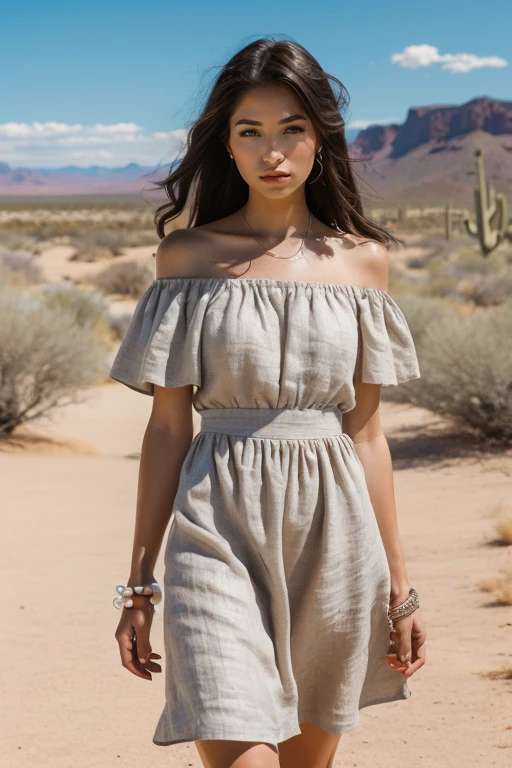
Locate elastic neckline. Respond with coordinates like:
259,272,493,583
152,275,387,296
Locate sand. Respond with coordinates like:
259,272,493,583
2,380,512,768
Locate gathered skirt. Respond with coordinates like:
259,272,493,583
152,406,410,752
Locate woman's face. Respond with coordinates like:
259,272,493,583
226,85,319,197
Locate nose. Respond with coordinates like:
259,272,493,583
263,145,285,164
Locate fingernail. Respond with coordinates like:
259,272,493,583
400,654,408,662
140,657,146,664
390,663,396,667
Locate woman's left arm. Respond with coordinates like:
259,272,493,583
341,240,427,676
342,379,427,678
342,381,410,599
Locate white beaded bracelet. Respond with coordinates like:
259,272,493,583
113,582,162,609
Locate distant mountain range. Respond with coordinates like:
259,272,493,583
350,96,512,206
0,97,511,207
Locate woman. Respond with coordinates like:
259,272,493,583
111,36,426,768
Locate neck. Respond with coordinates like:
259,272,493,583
240,193,311,240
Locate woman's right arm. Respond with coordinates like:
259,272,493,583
115,231,201,679
115,384,196,679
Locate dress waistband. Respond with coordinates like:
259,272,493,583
198,407,344,439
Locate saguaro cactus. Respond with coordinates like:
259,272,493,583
464,149,511,256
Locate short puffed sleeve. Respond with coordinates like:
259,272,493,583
109,279,207,396
354,290,421,386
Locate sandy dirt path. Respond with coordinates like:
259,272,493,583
2,379,512,767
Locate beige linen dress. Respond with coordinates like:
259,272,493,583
109,275,421,752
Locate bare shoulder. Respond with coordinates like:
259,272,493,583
154,227,209,279
346,234,390,292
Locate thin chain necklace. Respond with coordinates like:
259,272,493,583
239,209,312,263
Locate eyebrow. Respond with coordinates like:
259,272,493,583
234,113,307,127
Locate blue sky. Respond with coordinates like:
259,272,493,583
1,0,510,168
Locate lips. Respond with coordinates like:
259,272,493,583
260,172,290,178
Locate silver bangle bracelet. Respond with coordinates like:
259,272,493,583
387,587,420,634
113,582,162,609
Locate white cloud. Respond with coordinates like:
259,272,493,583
391,44,508,73
0,121,189,168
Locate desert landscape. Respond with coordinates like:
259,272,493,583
1,194,512,767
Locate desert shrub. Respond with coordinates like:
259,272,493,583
123,230,159,247
405,299,512,444
405,254,429,270
388,293,457,347
40,283,113,346
454,245,499,276
0,233,40,253
0,287,107,438
70,229,127,261
69,229,158,262
457,273,512,307
90,260,153,297
380,293,456,406
106,312,133,341
0,248,44,285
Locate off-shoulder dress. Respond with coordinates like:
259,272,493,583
109,276,421,752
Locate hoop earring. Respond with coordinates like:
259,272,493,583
309,150,323,184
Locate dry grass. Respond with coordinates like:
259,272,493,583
495,518,512,546
477,665,512,681
477,572,512,605
484,502,512,546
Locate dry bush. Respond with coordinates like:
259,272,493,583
381,294,512,444
494,517,512,546
478,666,512,681
409,299,512,443
384,292,456,362
477,572,512,606
70,229,129,261
41,283,114,347
69,228,159,263
0,233,41,253
458,273,512,307
90,260,153,297
398,236,512,305
0,249,44,285
123,230,159,247
0,287,107,438
496,517,512,545
106,312,133,341
485,501,512,546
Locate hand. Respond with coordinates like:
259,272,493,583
381,608,427,678
115,595,162,680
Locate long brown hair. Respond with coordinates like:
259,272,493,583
150,36,403,248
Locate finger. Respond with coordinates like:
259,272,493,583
393,622,413,664
402,645,426,677
143,657,162,673
380,653,409,671
116,632,152,680
136,637,153,666
410,626,427,662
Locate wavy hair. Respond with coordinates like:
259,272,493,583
150,36,403,248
